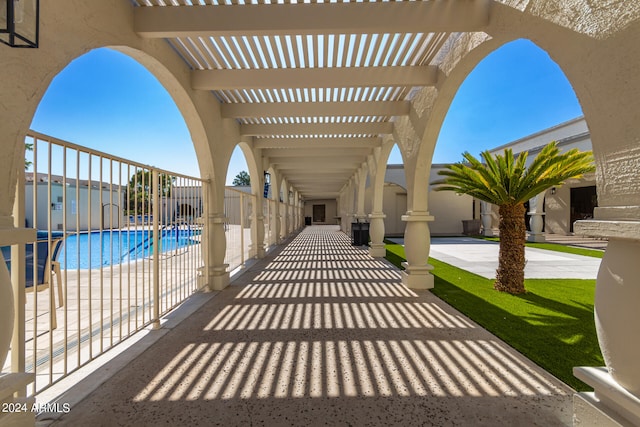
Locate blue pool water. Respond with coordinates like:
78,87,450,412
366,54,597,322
58,228,198,270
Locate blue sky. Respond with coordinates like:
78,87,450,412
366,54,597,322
31,39,582,184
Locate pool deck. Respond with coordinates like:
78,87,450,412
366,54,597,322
3,247,202,392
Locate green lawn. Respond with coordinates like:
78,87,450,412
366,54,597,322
476,236,604,258
385,241,603,391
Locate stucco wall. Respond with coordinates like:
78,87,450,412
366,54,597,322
363,164,474,236
364,183,407,236
544,176,597,235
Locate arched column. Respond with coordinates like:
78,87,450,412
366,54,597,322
345,178,356,236
272,172,283,244
237,141,265,258
368,213,387,257
274,198,282,244
369,139,395,257
354,164,368,222
280,204,287,241
252,189,266,259
401,211,435,289
0,3,246,391
337,190,346,233
485,5,640,423
283,185,291,237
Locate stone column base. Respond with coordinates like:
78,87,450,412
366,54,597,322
369,243,386,258
527,233,546,242
0,373,35,426
201,265,230,291
401,263,434,289
573,367,640,426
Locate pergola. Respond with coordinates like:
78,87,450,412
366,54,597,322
132,1,490,201
2,1,640,425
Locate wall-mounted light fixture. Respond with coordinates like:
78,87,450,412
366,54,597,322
1,0,39,48
263,171,270,198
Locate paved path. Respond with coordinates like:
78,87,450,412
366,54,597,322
45,226,572,426
391,237,602,280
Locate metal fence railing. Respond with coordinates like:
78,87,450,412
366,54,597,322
2,131,206,395
2,131,301,397
223,187,255,272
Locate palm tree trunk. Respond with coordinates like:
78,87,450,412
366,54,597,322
495,203,526,294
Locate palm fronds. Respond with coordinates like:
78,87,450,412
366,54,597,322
432,141,595,206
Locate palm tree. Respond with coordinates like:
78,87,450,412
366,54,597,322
432,141,595,294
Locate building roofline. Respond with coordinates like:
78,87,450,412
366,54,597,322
489,115,586,153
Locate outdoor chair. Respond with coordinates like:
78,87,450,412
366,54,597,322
1,233,65,329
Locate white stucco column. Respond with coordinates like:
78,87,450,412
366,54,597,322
273,199,282,244
204,213,229,290
253,210,266,259
480,201,494,237
354,166,368,222
288,203,293,234
344,179,356,236
527,193,545,242
337,191,346,232
368,212,386,257
401,211,434,289
280,202,287,241
573,218,640,425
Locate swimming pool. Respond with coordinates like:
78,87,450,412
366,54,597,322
58,228,199,270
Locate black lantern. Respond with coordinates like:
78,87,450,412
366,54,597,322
1,0,39,48
263,171,271,199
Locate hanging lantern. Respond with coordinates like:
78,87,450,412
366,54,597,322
263,171,271,199
1,0,39,48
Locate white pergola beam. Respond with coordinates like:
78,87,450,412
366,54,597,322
222,102,410,118
274,163,359,170
192,67,436,90
262,148,371,158
134,1,490,38
254,137,381,149
241,122,392,136
276,169,354,177
291,184,348,191
269,156,364,164
289,177,348,182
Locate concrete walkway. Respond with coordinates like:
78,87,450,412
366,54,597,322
44,226,572,426
390,237,602,280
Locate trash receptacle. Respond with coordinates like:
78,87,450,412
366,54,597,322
352,222,370,246
305,216,312,226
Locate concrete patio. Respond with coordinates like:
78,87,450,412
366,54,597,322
41,226,572,426
394,236,603,280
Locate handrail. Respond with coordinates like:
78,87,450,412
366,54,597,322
26,130,209,183
11,131,208,396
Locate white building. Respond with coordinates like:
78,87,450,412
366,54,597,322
486,116,595,238
375,116,594,237
25,173,124,231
